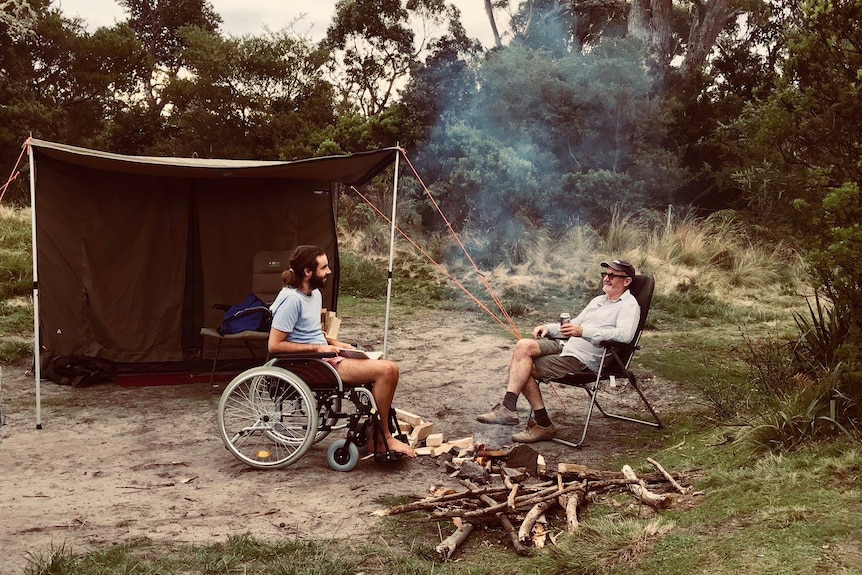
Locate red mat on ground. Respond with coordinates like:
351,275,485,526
116,372,237,387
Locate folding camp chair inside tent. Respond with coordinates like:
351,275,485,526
25,139,404,427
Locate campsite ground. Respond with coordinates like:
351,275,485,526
0,306,689,575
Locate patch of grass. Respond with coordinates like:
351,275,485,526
0,337,32,363
0,206,32,300
0,298,33,335
24,535,364,575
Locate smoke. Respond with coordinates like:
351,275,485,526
409,28,683,266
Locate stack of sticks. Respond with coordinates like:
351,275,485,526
384,457,690,560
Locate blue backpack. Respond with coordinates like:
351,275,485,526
219,294,272,335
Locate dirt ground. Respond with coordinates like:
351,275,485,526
0,307,688,574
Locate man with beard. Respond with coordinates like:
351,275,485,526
268,245,415,457
477,260,641,443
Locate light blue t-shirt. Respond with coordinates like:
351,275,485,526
269,287,327,345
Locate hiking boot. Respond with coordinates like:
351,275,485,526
511,418,556,443
477,403,519,426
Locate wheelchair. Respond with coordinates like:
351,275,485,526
217,353,408,472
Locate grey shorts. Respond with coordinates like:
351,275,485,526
532,339,589,381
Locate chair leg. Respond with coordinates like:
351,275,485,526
593,371,662,428
208,340,223,385
552,383,600,449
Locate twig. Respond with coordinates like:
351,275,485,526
647,457,689,494
507,483,519,510
463,480,527,556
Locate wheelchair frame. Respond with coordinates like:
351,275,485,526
217,353,407,471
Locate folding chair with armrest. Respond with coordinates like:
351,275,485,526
540,274,662,449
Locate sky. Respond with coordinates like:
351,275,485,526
51,0,498,47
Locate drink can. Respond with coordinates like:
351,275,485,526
559,313,571,325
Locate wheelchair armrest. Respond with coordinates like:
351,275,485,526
270,351,338,360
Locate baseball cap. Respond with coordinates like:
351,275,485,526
601,259,636,277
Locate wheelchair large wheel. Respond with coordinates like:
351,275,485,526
218,366,318,470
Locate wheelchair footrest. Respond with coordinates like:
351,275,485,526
373,449,404,463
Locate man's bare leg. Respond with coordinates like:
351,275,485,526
506,338,546,409
336,358,416,457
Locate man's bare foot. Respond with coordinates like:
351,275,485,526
386,435,416,457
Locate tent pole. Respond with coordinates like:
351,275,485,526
27,140,42,429
382,147,400,358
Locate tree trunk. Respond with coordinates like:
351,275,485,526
484,0,503,48
681,0,737,77
627,0,651,42
628,0,739,79
650,0,674,69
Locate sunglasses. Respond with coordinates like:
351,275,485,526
601,272,628,280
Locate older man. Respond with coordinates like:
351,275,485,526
477,260,641,443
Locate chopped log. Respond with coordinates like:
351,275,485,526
431,443,453,456
395,408,423,427
426,433,444,447
407,421,434,445
518,500,554,543
477,448,509,459
449,436,474,449
435,522,475,561
621,465,672,509
647,457,689,494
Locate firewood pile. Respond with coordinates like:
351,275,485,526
382,445,692,560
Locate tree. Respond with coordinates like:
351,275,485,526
493,0,749,80
0,0,38,39
0,4,150,198
324,0,461,116
408,38,686,241
158,28,334,159
117,0,222,112
722,0,862,424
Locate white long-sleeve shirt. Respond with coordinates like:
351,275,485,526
545,289,640,372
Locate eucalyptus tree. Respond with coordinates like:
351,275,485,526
117,0,221,113
159,27,335,159
490,0,752,81
323,0,465,117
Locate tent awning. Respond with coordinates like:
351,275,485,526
27,139,399,187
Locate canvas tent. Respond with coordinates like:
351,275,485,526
26,138,398,422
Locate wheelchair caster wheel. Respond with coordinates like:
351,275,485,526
327,439,359,472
